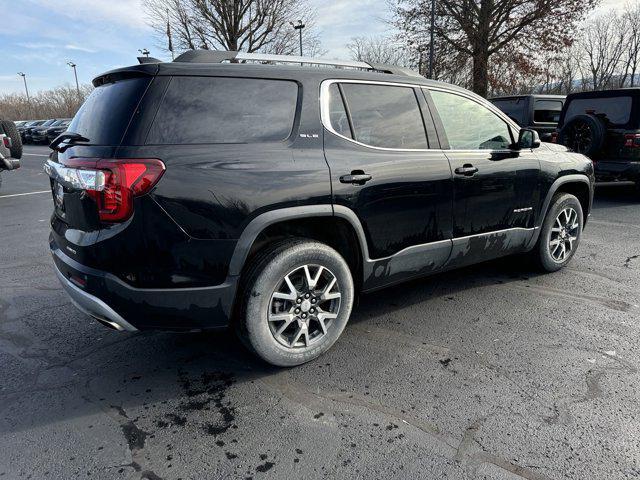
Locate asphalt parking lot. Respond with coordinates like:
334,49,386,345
1,145,639,480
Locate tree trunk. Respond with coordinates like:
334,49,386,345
472,49,490,98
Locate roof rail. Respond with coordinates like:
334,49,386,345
172,49,423,78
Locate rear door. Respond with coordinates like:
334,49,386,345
321,80,453,290
426,87,540,268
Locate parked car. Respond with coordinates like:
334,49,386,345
44,119,72,143
556,89,640,187
491,94,565,142
16,120,34,142
29,119,60,144
0,123,22,191
44,51,594,366
22,120,49,143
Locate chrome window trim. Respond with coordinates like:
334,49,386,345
319,79,432,152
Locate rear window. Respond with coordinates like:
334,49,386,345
534,100,563,124
69,76,150,145
491,98,526,125
564,96,632,127
147,77,298,145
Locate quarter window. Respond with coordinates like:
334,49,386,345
335,83,428,149
431,90,513,150
534,100,563,124
147,77,298,144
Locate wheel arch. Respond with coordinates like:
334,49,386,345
526,174,592,250
227,205,370,290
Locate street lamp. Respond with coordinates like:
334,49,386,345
17,72,30,102
138,48,150,58
428,0,435,79
67,61,80,97
289,20,305,57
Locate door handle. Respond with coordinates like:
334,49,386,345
454,164,478,176
340,173,372,185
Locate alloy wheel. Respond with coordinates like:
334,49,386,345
268,264,342,348
549,207,580,262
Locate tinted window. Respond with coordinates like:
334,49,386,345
340,83,428,149
431,90,513,150
328,84,353,139
491,98,526,125
564,96,632,127
534,100,563,124
69,77,150,145
148,77,298,144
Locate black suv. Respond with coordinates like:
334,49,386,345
45,51,594,366
491,94,565,142
557,89,640,187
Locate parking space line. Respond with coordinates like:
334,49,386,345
22,153,50,157
0,190,50,199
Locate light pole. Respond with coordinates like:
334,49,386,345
17,72,30,102
290,20,305,57
67,61,80,97
428,0,435,79
138,48,150,58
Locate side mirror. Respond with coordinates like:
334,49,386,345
517,128,541,150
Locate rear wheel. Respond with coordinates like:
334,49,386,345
237,239,354,367
0,120,23,159
534,193,584,272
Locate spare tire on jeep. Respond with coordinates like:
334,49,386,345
558,114,606,158
0,120,23,159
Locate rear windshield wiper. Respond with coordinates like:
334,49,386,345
50,132,90,153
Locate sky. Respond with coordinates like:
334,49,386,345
0,0,626,95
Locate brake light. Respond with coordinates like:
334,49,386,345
2,136,11,148
624,134,640,148
550,132,558,144
62,158,165,222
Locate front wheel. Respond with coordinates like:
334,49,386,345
534,193,584,272
237,239,354,367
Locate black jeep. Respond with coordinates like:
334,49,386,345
44,51,594,366
491,94,565,142
557,89,640,187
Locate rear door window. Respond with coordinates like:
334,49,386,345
564,96,632,127
69,76,151,145
338,83,428,149
147,77,298,144
534,100,563,124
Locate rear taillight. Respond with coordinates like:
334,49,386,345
550,132,559,144
2,136,11,148
624,134,640,148
62,158,165,223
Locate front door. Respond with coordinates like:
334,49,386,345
426,88,540,268
321,81,453,290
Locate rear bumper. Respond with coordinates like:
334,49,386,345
51,237,238,331
55,266,138,332
594,160,640,182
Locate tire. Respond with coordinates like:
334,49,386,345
558,114,605,158
534,193,584,272
0,120,23,159
237,239,354,367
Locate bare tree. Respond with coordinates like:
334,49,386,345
145,0,322,56
392,0,598,97
346,36,411,66
578,12,629,90
619,3,640,87
0,85,93,121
